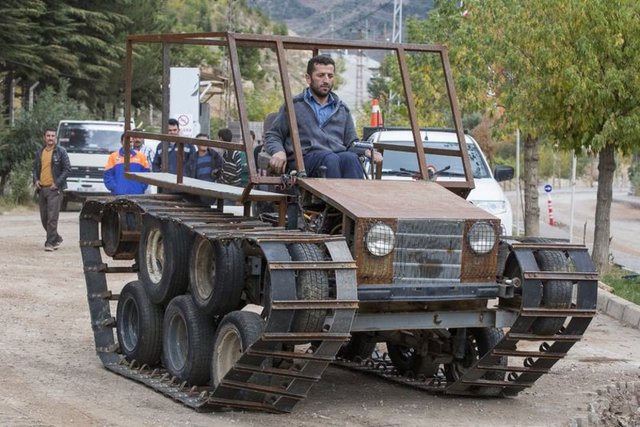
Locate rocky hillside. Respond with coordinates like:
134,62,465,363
248,0,433,40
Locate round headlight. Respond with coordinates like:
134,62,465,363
467,221,496,254
365,223,395,257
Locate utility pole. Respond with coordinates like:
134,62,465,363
330,12,334,39
392,0,403,43
224,0,236,125
355,19,368,112
355,50,363,112
389,1,403,107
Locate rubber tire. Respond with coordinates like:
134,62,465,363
531,249,573,335
162,295,216,385
116,280,163,365
445,328,506,396
189,236,244,316
138,215,191,305
288,243,329,332
211,311,265,388
387,343,439,377
337,333,376,362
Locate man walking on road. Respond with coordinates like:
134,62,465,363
33,127,71,251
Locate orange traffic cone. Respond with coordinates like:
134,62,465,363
370,98,383,127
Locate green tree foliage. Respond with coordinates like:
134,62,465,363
0,81,86,195
412,0,640,270
0,1,45,78
163,0,222,68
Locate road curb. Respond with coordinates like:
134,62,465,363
597,288,640,330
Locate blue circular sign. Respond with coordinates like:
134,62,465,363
544,184,553,193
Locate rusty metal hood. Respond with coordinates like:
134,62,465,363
298,178,495,221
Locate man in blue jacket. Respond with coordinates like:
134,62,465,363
265,55,382,178
151,118,196,173
104,133,150,195
33,127,71,251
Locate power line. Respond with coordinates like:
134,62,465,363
316,1,393,39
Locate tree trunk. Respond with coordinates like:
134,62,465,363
523,134,540,236
0,172,8,196
3,71,14,124
592,143,615,273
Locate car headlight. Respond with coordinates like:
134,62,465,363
473,200,507,215
467,221,496,254
365,223,395,257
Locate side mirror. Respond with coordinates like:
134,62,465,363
494,165,514,182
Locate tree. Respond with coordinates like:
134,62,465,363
414,0,640,272
478,0,640,271
0,80,86,195
0,1,45,78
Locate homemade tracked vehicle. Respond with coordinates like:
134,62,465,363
80,33,598,413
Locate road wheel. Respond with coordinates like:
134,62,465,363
288,243,329,332
162,295,215,385
116,280,163,366
101,205,140,259
531,249,573,335
138,215,191,305
445,328,506,396
337,333,376,362
387,343,439,377
211,311,265,388
189,236,244,316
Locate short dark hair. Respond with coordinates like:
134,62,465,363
44,127,56,135
167,118,179,128
307,55,335,76
195,133,209,138
217,128,233,142
120,133,125,142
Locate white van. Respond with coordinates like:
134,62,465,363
56,120,126,209
365,128,514,235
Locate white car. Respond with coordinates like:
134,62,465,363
365,128,514,235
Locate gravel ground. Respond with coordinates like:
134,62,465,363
1,208,639,427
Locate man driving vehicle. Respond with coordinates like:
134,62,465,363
265,54,382,178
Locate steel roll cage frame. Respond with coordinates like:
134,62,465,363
121,32,474,202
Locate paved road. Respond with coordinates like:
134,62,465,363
507,184,640,273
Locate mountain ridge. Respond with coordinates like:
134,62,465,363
248,0,434,41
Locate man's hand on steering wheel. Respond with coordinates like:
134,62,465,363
365,149,383,164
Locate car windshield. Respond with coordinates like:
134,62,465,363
58,123,123,154
377,140,491,179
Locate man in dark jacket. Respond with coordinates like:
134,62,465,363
33,127,71,251
186,133,223,182
265,55,382,178
151,118,196,173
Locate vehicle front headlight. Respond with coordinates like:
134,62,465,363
473,200,507,215
365,223,395,257
467,221,496,254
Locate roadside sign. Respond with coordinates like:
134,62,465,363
544,184,553,193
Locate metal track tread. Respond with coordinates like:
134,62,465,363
80,197,597,406
336,244,598,398
79,196,358,413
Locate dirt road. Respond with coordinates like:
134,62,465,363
1,209,639,426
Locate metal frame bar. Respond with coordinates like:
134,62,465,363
122,31,474,198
